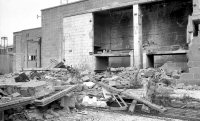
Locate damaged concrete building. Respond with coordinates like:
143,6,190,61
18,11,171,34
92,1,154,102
5,0,200,120
13,0,200,72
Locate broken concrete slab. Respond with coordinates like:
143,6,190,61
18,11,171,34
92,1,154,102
19,81,53,97
34,85,79,106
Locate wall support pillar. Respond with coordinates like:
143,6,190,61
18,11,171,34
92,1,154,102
133,4,143,69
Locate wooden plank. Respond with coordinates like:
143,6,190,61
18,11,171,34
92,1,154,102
94,81,167,113
129,100,137,113
34,85,79,106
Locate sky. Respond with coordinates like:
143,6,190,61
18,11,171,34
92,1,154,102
0,0,79,45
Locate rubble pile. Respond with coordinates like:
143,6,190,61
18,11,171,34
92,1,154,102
104,67,142,89
0,64,200,120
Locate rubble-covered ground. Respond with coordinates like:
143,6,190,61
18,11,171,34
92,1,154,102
1,62,200,120
49,108,182,121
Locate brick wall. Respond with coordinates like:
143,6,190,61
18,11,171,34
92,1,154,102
63,13,95,70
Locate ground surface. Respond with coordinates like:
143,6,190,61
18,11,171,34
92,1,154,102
48,108,183,121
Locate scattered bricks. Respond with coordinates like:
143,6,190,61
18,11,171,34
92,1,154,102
180,73,194,80
189,67,200,74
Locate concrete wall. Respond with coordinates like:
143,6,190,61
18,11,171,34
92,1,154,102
94,8,133,67
13,32,23,72
142,0,192,49
0,55,13,74
142,0,192,67
13,28,42,72
94,8,133,50
193,0,200,15
41,0,160,67
42,0,193,68
63,13,95,70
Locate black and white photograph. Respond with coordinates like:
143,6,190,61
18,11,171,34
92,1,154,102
0,0,199,120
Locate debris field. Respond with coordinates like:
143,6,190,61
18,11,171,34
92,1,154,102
0,62,200,121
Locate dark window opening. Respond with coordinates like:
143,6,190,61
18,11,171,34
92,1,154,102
28,55,36,61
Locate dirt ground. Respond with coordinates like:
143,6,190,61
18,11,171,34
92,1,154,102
47,108,183,121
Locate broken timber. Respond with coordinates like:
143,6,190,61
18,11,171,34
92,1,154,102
34,85,79,106
110,94,128,111
129,100,137,112
94,81,167,113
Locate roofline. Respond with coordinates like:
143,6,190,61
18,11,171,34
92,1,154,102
41,0,88,11
41,0,164,14
13,27,42,34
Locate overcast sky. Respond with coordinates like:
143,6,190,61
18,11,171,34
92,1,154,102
0,0,79,45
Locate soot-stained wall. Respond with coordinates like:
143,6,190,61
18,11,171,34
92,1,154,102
94,7,133,67
94,7,133,51
142,0,192,49
142,0,192,67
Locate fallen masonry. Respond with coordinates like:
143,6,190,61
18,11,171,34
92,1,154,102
1,65,200,120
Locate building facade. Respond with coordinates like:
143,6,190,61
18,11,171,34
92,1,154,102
13,27,42,72
41,0,199,71
13,0,200,72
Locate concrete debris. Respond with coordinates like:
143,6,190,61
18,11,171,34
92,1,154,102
0,65,200,120
82,96,107,108
14,73,30,82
